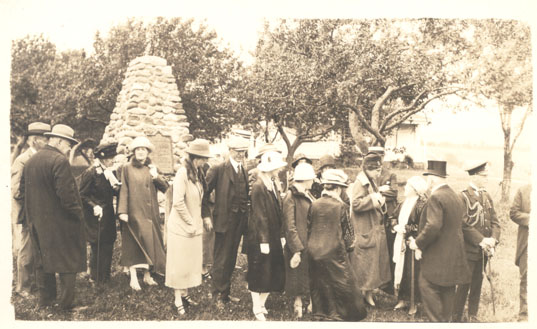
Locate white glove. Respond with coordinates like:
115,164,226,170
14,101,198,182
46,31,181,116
379,185,390,193
93,205,103,218
119,214,128,222
393,224,406,234
415,249,423,260
148,165,158,179
371,193,385,208
281,237,286,248
260,243,270,254
479,237,497,249
290,252,301,269
408,237,418,251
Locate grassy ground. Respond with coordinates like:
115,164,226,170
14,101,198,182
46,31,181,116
11,167,524,321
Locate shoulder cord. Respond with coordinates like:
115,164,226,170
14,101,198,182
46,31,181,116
462,192,484,226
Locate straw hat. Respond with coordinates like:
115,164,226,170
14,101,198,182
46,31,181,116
44,124,79,144
293,163,316,181
257,151,287,172
255,143,280,159
227,136,249,151
321,169,348,187
129,136,154,153
26,122,51,136
186,139,213,158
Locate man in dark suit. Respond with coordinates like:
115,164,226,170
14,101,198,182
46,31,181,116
408,160,493,322
21,124,87,310
203,137,250,307
510,184,531,321
453,161,501,322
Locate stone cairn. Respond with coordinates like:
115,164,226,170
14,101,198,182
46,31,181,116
100,55,193,171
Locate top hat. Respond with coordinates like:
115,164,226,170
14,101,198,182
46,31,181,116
186,139,213,158
129,136,155,153
95,142,118,159
423,160,448,178
293,162,316,181
321,169,348,187
44,124,79,144
257,151,287,172
466,161,488,176
291,153,312,168
255,143,280,159
227,137,249,151
26,122,51,136
319,154,336,170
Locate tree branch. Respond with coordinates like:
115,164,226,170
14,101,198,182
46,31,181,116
509,105,532,153
342,104,385,145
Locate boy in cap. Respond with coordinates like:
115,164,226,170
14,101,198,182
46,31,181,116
78,143,121,283
11,122,50,297
453,161,501,322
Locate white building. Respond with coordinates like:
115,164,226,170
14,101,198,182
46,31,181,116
384,112,430,166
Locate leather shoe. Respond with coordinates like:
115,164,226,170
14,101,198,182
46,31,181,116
182,295,199,307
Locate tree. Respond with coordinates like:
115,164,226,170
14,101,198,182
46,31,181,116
470,20,532,202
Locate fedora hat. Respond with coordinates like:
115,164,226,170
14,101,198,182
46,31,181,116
26,122,51,136
129,136,154,153
423,160,448,178
186,139,213,158
95,142,118,159
227,136,249,151
291,153,312,168
293,162,316,181
255,143,280,159
44,124,79,144
319,154,336,170
257,151,287,172
321,169,348,187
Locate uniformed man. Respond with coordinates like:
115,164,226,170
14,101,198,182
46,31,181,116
452,161,501,322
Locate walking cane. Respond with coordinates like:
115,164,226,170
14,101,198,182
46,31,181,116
483,252,496,315
96,213,102,283
409,249,417,316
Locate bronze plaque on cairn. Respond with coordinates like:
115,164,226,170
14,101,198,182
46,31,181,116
147,133,174,174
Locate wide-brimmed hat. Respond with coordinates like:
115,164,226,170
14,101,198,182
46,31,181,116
44,124,79,144
466,161,489,176
291,153,312,168
95,142,118,159
423,160,448,178
78,138,96,150
255,143,280,159
321,169,348,187
363,153,382,170
186,139,213,158
26,122,51,136
368,146,385,155
257,151,287,172
129,136,154,153
293,163,316,181
227,136,249,151
319,154,336,170
406,176,428,195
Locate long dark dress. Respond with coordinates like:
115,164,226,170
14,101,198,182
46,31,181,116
307,193,367,321
246,178,285,292
389,196,427,301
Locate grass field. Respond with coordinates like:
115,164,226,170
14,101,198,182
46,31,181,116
10,167,526,322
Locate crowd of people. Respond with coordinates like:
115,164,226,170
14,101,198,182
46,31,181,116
10,121,531,322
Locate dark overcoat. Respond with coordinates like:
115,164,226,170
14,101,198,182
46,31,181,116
282,185,313,296
416,185,481,286
246,178,285,292
78,165,118,244
377,166,398,217
510,184,531,266
203,159,249,233
22,145,86,273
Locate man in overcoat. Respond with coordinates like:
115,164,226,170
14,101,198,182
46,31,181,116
21,124,87,310
510,184,531,321
408,160,490,322
11,122,50,297
203,137,250,306
453,161,501,322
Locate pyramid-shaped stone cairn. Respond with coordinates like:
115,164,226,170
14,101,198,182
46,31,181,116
101,55,193,172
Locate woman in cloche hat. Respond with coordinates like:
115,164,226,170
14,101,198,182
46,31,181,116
117,136,169,291
246,151,288,321
165,139,212,315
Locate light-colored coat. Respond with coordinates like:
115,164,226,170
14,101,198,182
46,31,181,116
11,148,34,225
349,171,391,290
165,165,204,289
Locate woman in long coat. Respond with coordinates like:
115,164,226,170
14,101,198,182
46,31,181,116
350,153,391,306
282,162,316,318
246,151,287,321
78,143,121,282
165,139,211,315
307,169,367,321
389,176,427,312
118,136,169,291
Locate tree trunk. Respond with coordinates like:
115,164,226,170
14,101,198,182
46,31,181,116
348,110,370,154
501,136,514,203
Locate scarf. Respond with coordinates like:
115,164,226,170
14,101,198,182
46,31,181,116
393,195,419,290
94,159,120,188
